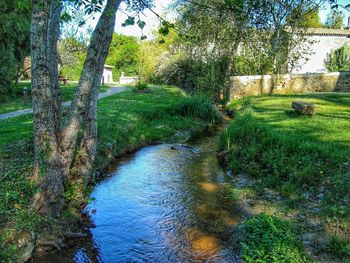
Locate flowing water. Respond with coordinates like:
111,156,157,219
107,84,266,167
34,132,242,262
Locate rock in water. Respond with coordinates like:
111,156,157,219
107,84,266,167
292,101,316,116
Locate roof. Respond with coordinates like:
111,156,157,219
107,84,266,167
304,28,350,37
104,64,114,69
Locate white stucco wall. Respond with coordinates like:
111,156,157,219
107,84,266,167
294,35,350,74
119,76,139,85
103,68,113,83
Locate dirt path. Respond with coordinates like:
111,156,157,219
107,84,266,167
0,87,128,120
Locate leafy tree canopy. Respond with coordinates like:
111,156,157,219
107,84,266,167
0,0,31,93
106,33,140,79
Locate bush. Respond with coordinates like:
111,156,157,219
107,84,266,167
176,95,222,124
156,53,228,100
241,214,307,263
135,82,148,91
325,45,350,72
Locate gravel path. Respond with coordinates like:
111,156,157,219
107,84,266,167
0,87,128,120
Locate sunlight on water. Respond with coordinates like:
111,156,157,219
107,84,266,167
34,134,242,262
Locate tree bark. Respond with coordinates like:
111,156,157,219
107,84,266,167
59,0,122,179
31,0,122,221
31,0,64,218
223,39,240,101
48,1,63,138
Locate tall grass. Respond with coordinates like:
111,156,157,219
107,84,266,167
176,95,222,124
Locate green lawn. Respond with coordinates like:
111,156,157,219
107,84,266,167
0,83,109,115
221,92,350,203
220,93,350,260
0,85,220,261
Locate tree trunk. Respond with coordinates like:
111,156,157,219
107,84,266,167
31,0,122,221
223,40,240,101
48,1,63,138
31,0,64,218
60,0,122,179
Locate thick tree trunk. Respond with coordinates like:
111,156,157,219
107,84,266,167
30,0,64,218
31,0,121,221
72,72,101,187
59,0,122,179
48,1,63,138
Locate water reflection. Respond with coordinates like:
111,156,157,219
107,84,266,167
33,135,241,262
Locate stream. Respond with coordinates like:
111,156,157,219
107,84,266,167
34,131,242,262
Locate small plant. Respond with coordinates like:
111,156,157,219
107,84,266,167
222,183,240,201
328,236,350,258
240,213,308,263
0,232,17,262
135,82,148,90
325,45,350,72
134,82,151,93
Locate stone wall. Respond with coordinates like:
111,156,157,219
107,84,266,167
229,72,350,100
119,76,139,85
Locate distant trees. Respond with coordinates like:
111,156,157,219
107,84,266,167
299,8,324,28
106,34,140,80
154,0,323,99
0,0,31,93
58,38,87,80
326,10,344,29
325,45,350,71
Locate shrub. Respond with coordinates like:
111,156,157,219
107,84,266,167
135,82,148,91
325,45,350,72
328,236,350,258
156,53,228,100
241,214,307,263
176,95,222,124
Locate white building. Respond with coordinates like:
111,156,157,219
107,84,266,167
294,28,350,74
102,65,114,84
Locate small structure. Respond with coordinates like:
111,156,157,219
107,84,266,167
119,72,139,85
102,65,114,84
292,101,316,115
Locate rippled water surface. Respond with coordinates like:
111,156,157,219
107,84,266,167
34,134,241,262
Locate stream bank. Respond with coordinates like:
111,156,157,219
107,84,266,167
0,86,222,262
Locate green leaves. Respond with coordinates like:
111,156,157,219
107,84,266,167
122,16,135,27
137,20,146,29
158,21,174,36
61,12,72,23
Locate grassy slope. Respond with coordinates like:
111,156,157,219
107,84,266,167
222,93,350,193
0,86,218,240
220,93,350,260
0,83,109,115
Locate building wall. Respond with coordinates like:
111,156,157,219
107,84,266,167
103,68,113,83
119,76,139,85
229,72,350,100
294,35,350,74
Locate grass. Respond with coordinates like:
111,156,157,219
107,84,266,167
241,213,308,262
0,85,220,261
219,92,350,259
0,82,109,115
220,93,350,205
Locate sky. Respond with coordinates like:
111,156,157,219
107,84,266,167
79,0,350,40
319,0,350,24
114,0,350,38
114,0,175,38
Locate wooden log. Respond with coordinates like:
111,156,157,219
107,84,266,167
292,101,316,116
